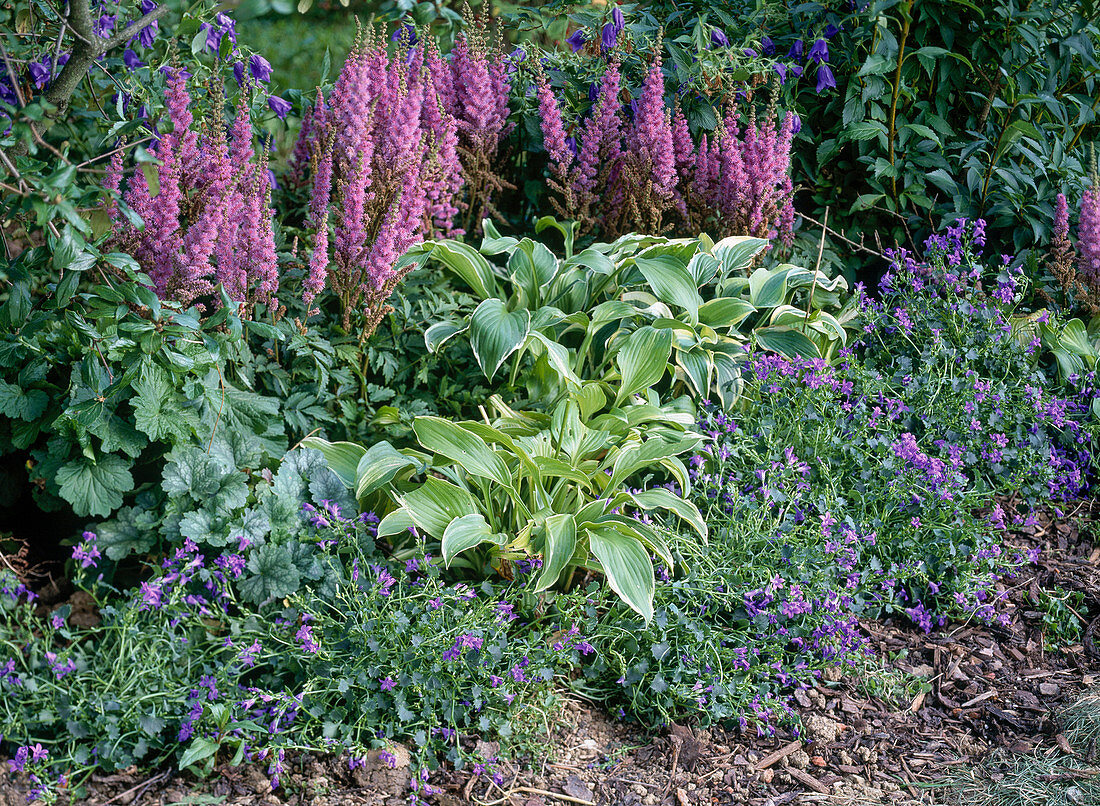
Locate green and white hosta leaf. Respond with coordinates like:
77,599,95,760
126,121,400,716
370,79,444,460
424,321,468,354
624,488,708,541
588,528,655,622
697,297,757,330
748,267,789,309
527,331,582,389
420,240,499,300
634,255,702,321
354,441,425,500
300,437,366,489
754,326,821,359
396,476,480,540
441,512,507,567
413,417,513,487
535,513,577,591
614,326,674,405
713,236,769,276
469,299,530,380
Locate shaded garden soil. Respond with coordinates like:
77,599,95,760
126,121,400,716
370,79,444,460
3,500,1099,806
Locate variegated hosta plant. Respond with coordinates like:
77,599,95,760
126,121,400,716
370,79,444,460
304,390,707,621
410,218,858,411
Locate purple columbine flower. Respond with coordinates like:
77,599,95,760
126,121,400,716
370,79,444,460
815,63,836,93
712,29,730,47
808,38,829,63
268,95,292,119
566,29,587,52
249,54,273,83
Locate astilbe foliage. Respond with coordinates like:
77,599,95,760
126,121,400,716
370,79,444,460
107,70,278,311
537,53,795,242
298,27,470,332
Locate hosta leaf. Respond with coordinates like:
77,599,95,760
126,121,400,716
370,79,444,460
754,326,821,359
697,298,756,329
614,326,674,405
355,442,424,500
589,528,655,622
56,455,133,517
469,299,530,380
634,255,702,321
421,240,498,299
441,512,506,567
713,236,768,276
424,321,467,354
413,417,512,487
535,513,577,592
300,438,366,489
397,476,480,540
748,267,788,309
626,488,708,540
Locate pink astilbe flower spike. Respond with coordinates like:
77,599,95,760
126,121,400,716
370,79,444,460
634,57,675,196
536,71,570,169
1079,182,1100,291
102,145,125,226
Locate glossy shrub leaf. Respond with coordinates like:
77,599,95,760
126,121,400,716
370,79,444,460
589,528,655,622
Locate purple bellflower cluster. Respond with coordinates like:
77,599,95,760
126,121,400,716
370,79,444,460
105,70,277,311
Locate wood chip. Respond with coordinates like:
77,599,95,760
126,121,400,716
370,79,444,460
786,768,829,794
960,690,997,708
753,741,803,772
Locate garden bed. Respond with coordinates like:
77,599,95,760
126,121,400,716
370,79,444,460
4,502,1096,806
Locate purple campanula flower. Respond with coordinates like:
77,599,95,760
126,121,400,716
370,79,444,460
743,48,758,58
761,36,775,55
249,54,273,83
72,531,100,568
380,676,396,691
773,63,787,83
712,29,730,47
815,63,836,93
123,48,143,69
567,29,587,52
268,95,292,119
825,23,840,38
95,15,115,38
135,0,159,48
390,23,417,44
787,39,803,60
789,63,804,78
808,38,829,63
233,60,246,86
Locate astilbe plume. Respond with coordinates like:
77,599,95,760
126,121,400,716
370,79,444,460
300,26,463,332
109,71,278,311
1046,192,1083,308
1078,179,1100,308
537,58,796,242
431,10,514,233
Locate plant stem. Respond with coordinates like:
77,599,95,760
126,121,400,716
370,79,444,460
887,0,915,203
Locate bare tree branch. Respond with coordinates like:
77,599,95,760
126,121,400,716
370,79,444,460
7,0,171,158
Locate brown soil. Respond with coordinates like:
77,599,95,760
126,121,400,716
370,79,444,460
2,501,1098,806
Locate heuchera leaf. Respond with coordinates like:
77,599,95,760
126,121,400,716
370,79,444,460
239,543,301,604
